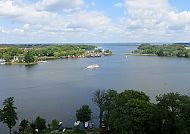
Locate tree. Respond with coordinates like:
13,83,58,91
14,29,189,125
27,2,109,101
24,51,34,63
30,123,36,134
34,116,46,131
103,90,117,129
76,105,91,128
51,119,59,130
0,97,18,134
53,52,61,58
134,44,189,58
108,90,152,134
2,53,12,62
19,119,29,132
155,93,190,134
92,90,107,127
113,99,152,134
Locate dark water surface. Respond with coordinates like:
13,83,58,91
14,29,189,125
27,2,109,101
1,45,190,133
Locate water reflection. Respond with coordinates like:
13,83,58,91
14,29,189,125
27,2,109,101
24,64,37,70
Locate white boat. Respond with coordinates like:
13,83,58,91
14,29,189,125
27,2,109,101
125,56,128,58
86,64,99,69
39,61,47,63
0,59,5,65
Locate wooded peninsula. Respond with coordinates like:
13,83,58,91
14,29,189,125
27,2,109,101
132,43,190,57
0,45,112,65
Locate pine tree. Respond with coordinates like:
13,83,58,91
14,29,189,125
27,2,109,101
0,97,18,134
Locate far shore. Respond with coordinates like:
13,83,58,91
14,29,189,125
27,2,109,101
0,44,112,65
126,53,156,56
4,62,38,65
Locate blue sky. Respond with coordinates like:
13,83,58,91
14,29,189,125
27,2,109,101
170,0,190,11
0,0,190,43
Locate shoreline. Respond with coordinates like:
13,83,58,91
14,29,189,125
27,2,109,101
2,54,112,65
4,62,38,65
0,45,113,65
126,53,156,56
126,53,190,59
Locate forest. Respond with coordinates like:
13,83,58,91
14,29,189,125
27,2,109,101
133,43,190,57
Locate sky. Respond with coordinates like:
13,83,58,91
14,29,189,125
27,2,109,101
0,0,190,43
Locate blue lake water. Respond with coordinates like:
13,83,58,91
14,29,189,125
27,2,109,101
1,45,190,133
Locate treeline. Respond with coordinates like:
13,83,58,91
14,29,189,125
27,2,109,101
133,43,190,57
0,97,89,134
2,90,190,134
93,90,190,134
0,45,96,62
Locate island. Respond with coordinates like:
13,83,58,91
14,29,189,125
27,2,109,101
0,44,112,65
131,43,190,58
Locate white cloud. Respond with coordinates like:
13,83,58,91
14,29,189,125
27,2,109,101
121,0,190,42
0,0,113,32
0,0,62,25
37,0,84,11
114,2,124,8
167,11,190,30
13,28,25,33
124,0,170,29
0,0,23,17
0,27,7,33
0,0,190,43
0,27,3,33
0,0,119,43
66,11,112,31
23,24,30,29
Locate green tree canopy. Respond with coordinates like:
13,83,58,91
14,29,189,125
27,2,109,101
34,116,46,131
92,90,107,127
155,93,190,134
0,97,18,134
134,44,190,57
19,119,29,132
109,90,152,134
76,105,91,128
2,53,12,62
24,50,35,63
51,119,59,130
103,90,117,128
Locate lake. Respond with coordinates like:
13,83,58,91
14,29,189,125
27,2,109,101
1,45,190,133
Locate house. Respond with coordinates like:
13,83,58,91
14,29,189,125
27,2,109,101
12,56,24,62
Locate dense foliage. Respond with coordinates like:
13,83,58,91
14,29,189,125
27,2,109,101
24,51,35,63
35,116,47,131
0,97,18,134
108,90,152,134
51,119,59,130
0,45,96,63
2,90,190,134
92,90,107,127
76,105,91,128
133,43,190,57
19,119,29,132
92,90,190,134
